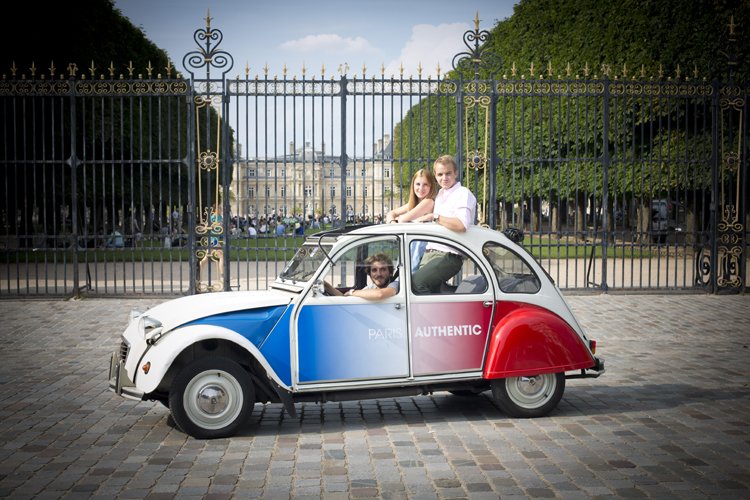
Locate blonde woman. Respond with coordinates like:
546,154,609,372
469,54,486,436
385,169,437,223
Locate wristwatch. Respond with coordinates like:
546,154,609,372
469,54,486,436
432,214,440,223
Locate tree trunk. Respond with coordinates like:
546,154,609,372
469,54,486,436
575,191,586,237
551,198,560,239
685,205,697,246
636,199,649,243
529,196,539,232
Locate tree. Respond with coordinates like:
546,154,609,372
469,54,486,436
393,0,749,233
2,0,231,245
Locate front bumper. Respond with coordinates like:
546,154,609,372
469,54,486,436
108,352,145,400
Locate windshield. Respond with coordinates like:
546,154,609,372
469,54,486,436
278,244,332,283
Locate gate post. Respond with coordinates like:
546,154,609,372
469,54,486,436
709,80,720,294
221,92,232,291
488,87,498,229
186,88,197,295
455,80,464,181
67,76,81,297
182,12,234,294
340,75,348,225
600,78,611,292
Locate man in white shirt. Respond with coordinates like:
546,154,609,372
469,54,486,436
412,155,477,294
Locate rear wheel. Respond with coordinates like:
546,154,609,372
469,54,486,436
169,357,254,439
491,372,565,418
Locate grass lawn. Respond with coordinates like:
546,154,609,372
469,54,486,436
2,230,659,264
523,235,654,259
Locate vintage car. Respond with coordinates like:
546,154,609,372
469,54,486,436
109,224,604,438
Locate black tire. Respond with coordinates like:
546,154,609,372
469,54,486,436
169,357,254,439
491,372,565,418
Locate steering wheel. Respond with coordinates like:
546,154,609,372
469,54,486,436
322,280,339,296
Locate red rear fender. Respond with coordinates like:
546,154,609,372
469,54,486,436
483,302,595,379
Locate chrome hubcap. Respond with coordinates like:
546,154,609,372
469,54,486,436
196,384,228,415
517,376,541,397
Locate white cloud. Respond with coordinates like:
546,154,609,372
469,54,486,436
384,22,469,78
280,34,377,54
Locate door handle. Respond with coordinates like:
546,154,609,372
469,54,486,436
394,303,402,309
483,301,493,308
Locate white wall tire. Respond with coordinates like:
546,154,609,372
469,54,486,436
169,357,254,439
491,372,565,418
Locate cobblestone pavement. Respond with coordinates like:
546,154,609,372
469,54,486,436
0,294,748,499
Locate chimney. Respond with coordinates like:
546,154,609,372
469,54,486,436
289,141,295,155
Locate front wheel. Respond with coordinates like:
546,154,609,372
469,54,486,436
491,372,565,418
169,357,254,439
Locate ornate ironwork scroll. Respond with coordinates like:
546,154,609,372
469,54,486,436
715,86,744,290
452,14,497,228
451,12,500,79
182,10,234,81
194,95,224,293
697,17,746,293
463,92,491,226
183,11,233,293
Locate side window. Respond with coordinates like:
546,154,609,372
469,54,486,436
410,239,488,295
324,238,400,293
483,242,541,294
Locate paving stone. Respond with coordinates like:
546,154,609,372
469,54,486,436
0,295,748,498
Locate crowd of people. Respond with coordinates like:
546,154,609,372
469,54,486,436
224,154,475,244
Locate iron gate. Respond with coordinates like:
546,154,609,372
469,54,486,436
0,15,746,296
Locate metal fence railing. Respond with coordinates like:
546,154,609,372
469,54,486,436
1,18,746,296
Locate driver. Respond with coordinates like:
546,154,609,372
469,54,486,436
325,253,399,300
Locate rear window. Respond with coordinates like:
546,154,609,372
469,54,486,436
483,242,540,294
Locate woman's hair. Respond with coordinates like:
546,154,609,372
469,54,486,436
407,168,437,210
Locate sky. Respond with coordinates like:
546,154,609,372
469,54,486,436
113,0,519,159
114,0,518,80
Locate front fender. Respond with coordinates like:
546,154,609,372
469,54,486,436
483,302,595,379
133,324,288,394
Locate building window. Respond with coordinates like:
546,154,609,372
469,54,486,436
330,185,336,197
384,167,391,179
247,169,256,178
364,185,368,196
329,167,336,177
265,186,271,197
280,186,286,197
304,186,312,197
248,187,255,198
346,186,352,197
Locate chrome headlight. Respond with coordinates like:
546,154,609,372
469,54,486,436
139,316,164,345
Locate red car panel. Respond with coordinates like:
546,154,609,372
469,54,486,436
483,301,596,379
